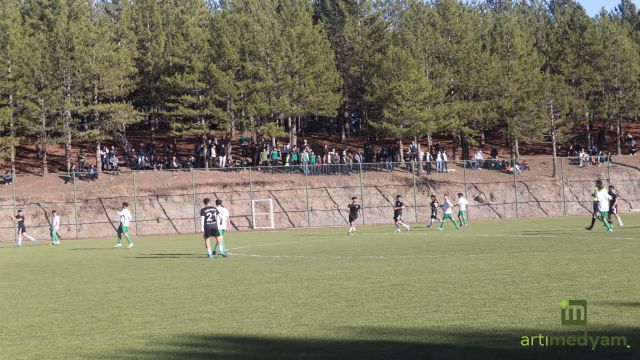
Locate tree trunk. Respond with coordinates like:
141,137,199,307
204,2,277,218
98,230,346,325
227,117,235,163
427,132,432,150
63,79,72,175
94,84,101,174
480,131,485,148
345,111,350,139
340,111,346,143
39,98,48,175
452,134,458,161
288,117,297,145
550,104,557,179
514,137,520,161
9,92,16,173
415,135,422,175
96,140,101,174
461,132,469,160
586,120,592,148
398,138,404,165
616,120,622,155
551,129,557,179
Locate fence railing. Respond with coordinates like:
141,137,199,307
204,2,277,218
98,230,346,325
0,155,638,242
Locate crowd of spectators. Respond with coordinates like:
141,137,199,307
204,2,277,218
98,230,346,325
568,144,612,167
34,131,640,183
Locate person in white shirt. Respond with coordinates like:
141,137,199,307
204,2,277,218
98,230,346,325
114,202,134,248
456,193,469,227
474,149,484,169
438,194,460,231
436,151,443,173
213,199,230,256
50,210,61,245
594,180,613,232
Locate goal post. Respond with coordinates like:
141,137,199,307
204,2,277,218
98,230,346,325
251,198,275,230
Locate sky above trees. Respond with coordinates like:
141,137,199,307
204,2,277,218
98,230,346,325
579,0,638,16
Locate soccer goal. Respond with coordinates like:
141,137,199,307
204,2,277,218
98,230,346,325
251,198,275,230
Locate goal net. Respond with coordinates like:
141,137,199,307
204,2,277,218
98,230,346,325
251,199,275,230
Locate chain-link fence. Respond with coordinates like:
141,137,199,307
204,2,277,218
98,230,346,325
0,156,638,242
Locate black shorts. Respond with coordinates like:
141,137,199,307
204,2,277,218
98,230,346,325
348,215,358,223
393,213,402,221
592,202,599,212
610,206,618,214
18,226,26,234
430,211,438,219
203,226,221,238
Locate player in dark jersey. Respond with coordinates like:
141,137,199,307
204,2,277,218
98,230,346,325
10,210,37,247
393,195,410,232
200,198,226,258
607,185,624,227
347,196,361,235
585,186,599,230
428,194,441,228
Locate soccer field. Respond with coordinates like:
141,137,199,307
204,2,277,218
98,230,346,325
1,215,639,360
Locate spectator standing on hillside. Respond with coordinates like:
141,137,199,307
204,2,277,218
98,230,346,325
442,150,449,172
100,146,109,172
474,149,484,169
110,153,119,174
217,142,227,168
436,150,443,173
77,150,86,171
240,134,249,158
409,141,418,161
301,148,310,175
270,146,281,167
424,151,433,174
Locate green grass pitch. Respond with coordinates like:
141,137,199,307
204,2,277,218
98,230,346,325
1,215,639,360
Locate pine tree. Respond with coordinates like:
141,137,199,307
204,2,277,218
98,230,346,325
366,45,436,160
487,4,546,160
594,12,640,155
81,0,140,172
0,0,25,170
315,0,389,142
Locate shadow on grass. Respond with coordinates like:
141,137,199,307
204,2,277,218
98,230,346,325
101,326,639,360
593,301,640,309
129,253,203,259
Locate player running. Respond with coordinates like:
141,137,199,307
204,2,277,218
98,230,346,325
213,199,230,256
438,194,460,231
607,185,624,227
50,210,61,245
114,202,134,248
347,197,361,235
456,193,469,227
428,195,441,228
10,210,37,247
393,195,410,233
594,180,613,232
200,198,225,258
585,185,600,230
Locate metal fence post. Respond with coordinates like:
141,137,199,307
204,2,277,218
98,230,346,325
607,153,611,185
11,171,17,243
463,160,468,220
359,162,365,225
412,161,418,224
304,169,311,227
248,168,255,229
560,157,567,216
513,169,519,219
132,170,139,236
191,169,198,233
72,172,79,238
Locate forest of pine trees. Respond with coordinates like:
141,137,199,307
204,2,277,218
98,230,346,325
1,0,640,174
